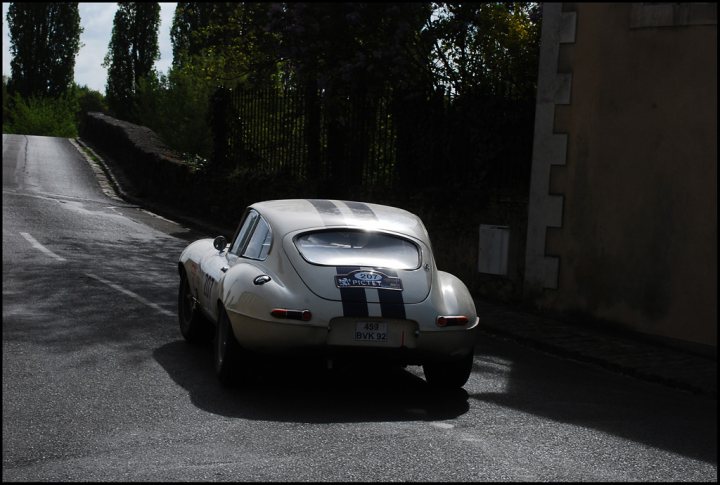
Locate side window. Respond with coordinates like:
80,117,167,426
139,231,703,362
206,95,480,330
243,217,272,260
230,210,259,256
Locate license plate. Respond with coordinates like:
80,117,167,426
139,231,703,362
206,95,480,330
354,322,388,343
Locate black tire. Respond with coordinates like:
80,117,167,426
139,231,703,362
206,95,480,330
423,352,474,389
178,270,210,344
215,305,242,386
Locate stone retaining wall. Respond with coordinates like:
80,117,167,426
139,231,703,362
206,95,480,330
80,112,195,210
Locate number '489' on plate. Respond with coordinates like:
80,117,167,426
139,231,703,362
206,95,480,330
355,322,388,342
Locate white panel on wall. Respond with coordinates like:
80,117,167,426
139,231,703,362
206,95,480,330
478,225,510,275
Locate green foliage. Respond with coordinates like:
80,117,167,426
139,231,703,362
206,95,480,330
6,2,83,99
160,64,215,159
171,2,282,89
3,92,79,137
132,72,164,131
182,153,209,174
104,2,161,121
127,1,540,190
74,84,108,133
255,2,541,98
2,80,107,137
268,3,434,95
136,3,285,164
133,62,215,160
426,2,541,97
2,76,9,123
171,3,211,63
74,85,108,116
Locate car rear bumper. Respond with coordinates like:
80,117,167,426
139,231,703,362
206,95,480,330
226,309,478,363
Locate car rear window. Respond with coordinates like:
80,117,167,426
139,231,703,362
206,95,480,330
294,230,420,269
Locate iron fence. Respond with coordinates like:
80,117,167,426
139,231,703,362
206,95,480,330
214,85,534,193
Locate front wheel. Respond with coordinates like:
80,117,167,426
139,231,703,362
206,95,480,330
423,352,474,389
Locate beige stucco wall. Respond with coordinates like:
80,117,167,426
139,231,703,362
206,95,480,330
534,3,717,347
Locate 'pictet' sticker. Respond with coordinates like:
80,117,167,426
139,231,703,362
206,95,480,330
335,269,403,291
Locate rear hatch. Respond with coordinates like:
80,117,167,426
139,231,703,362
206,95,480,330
283,229,431,304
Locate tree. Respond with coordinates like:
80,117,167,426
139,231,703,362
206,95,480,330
265,3,435,184
2,76,9,122
74,85,108,116
6,2,82,99
163,2,283,171
103,2,161,121
426,2,541,98
73,83,108,134
3,92,79,137
171,2,281,88
170,2,216,67
268,3,434,95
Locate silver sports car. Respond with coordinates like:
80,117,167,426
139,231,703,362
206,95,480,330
178,199,479,388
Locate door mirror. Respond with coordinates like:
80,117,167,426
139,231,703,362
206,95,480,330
213,236,227,252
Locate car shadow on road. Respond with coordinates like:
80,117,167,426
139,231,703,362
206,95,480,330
154,340,470,423
469,336,718,466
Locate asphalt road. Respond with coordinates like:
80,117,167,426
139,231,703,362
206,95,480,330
2,134,717,481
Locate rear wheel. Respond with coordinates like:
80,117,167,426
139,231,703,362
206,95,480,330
423,352,474,389
178,271,211,344
215,305,242,386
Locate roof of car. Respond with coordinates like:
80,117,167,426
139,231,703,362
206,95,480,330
250,199,430,243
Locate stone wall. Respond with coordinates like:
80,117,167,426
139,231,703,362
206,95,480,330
80,112,196,210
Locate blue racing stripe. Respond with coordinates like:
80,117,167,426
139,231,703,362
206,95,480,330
377,268,406,319
308,199,341,215
307,199,344,227
343,201,377,220
336,266,369,317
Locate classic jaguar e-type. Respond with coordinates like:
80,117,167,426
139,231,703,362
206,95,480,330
178,199,479,388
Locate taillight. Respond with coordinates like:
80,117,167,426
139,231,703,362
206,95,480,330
271,309,312,321
436,315,469,327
